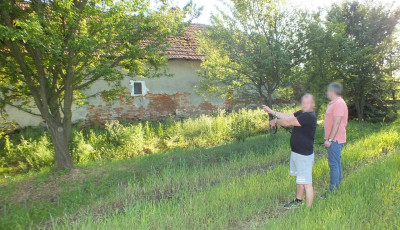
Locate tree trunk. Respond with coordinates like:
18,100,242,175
315,103,322,119
355,99,363,122
47,122,73,170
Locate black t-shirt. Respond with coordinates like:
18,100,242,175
290,110,317,156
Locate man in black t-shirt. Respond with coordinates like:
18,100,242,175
263,94,317,209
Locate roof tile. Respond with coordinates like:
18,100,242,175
161,24,205,60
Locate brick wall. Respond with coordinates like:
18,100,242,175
87,92,221,125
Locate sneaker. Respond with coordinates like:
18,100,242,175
284,199,303,209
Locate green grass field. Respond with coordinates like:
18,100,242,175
1,120,399,229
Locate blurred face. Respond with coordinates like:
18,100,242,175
327,89,336,101
301,96,315,112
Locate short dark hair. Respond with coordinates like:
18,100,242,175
328,82,343,95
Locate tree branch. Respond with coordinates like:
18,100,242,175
0,7,50,119
4,101,42,117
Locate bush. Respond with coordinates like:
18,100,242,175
0,109,270,175
1,135,53,174
71,131,96,163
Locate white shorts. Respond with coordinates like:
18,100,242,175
290,151,314,184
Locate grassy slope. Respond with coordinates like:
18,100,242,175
261,152,400,230
0,121,399,229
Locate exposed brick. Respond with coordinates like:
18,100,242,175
86,92,226,124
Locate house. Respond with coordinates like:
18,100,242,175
5,24,227,127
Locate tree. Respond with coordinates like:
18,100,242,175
197,0,305,107
330,2,400,122
300,11,350,116
304,1,400,121
0,0,190,170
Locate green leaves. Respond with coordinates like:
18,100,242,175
198,0,304,106
303,1,400,121
0,0,191,169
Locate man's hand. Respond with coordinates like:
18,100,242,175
263,105,273,114
270,120,277,127
324,140,332,148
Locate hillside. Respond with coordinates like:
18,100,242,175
0,120,399,229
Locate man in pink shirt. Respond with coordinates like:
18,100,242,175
324,82,348,193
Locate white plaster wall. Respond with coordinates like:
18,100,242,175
130,60,224,106
5,60,225,127
85,60,224,106
4,105,43,127
4,103,90,127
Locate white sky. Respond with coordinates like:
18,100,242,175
169,0,400,25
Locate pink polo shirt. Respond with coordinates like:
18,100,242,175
324,97,348,144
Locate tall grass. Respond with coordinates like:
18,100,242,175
0,133,291,229
1,135,54,173
52,126,398,230
262,153,400,230
0,109,270,175
1,110,397,230
0,120,394,230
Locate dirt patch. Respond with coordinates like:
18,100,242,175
2,168,88,205
231,204,288,230
40,196,129,230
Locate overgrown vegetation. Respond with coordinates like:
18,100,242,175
199,0,400,121
1,0,398,172
0,0,196,170
0,109,271,176
197,0,304,107
302,1,400,122
0,118,398,229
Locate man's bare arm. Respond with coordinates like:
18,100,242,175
263,105,295,119
275,111,295,119
272,117,301,127
329,116,342,140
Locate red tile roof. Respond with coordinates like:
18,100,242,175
165,24,205,61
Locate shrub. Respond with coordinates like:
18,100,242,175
0,109,270,175
1,135,53,174
231,109,268,141
71,131,96,163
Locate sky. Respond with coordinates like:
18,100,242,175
169,0,400,25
